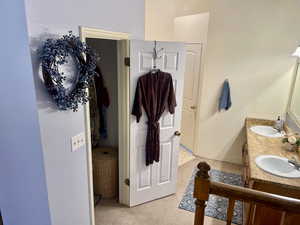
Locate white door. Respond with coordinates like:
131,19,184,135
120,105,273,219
180,43,202,151
129,40,185,206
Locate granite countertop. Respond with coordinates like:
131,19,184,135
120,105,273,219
246,118,300,190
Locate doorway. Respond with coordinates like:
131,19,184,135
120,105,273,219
81,27,187,225
80,27,130,225
86,37,119,206
179,43,203,165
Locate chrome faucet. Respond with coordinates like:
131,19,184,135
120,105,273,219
288,157,300,170
273,116,284,132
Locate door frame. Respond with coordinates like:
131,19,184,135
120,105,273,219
79,26,130,225
181,42,204,156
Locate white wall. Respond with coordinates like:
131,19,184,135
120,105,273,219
0,1,51,225
146,0,300,164
25,0,144,39
86,38,119,147
24,1,145,225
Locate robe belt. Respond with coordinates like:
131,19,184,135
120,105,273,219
146,120,160,165
147,121,159,129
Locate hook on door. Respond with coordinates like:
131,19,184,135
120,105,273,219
152,40,164,69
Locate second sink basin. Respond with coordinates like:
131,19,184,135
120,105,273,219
255,155,300,178
250,125,285,138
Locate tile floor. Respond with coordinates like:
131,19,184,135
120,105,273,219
94,157,242,225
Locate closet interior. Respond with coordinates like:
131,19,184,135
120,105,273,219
86,38,119,205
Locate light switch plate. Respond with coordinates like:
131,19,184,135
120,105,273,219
71,132,85,152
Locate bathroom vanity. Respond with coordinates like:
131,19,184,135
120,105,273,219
243,118,300,225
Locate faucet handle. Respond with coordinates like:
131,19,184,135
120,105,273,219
288,157,300,170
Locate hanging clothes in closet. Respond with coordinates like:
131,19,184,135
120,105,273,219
89,65,110,147
94,66,110,139
132,70,177,166
89,77,101,147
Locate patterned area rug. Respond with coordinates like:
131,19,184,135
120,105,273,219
179,169,243,225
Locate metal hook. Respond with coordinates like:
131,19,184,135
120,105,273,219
152,40,164,70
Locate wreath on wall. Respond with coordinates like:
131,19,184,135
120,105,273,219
40,31,97,111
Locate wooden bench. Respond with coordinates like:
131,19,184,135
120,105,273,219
193,162,300,225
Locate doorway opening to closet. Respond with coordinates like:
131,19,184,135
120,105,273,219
86,37,119,205
80,27,130,225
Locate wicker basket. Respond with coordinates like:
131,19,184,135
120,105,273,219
92,147,118,199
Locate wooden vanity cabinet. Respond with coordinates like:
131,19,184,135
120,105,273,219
242,144,250,187
242,144,300,225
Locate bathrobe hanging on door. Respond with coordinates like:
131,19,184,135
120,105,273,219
132,70,177,166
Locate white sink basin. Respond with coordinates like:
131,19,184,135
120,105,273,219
255,155,300,178
250,125,285,138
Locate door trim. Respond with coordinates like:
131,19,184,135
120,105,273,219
79,26,130,225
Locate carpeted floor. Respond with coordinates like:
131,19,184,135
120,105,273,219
94,158,243,225
178,145,195,166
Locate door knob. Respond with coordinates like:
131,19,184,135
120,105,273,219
191,106,197,110
174,131,181,136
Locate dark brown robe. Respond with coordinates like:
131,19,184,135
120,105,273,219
132,70,177,166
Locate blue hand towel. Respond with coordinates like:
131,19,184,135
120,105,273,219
219,80,232,111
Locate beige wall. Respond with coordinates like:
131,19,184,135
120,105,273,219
145,0,176,41
290,61,300,121
174,13,209,44
174,0,209,17
145,0,300,164
145,0,210,41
